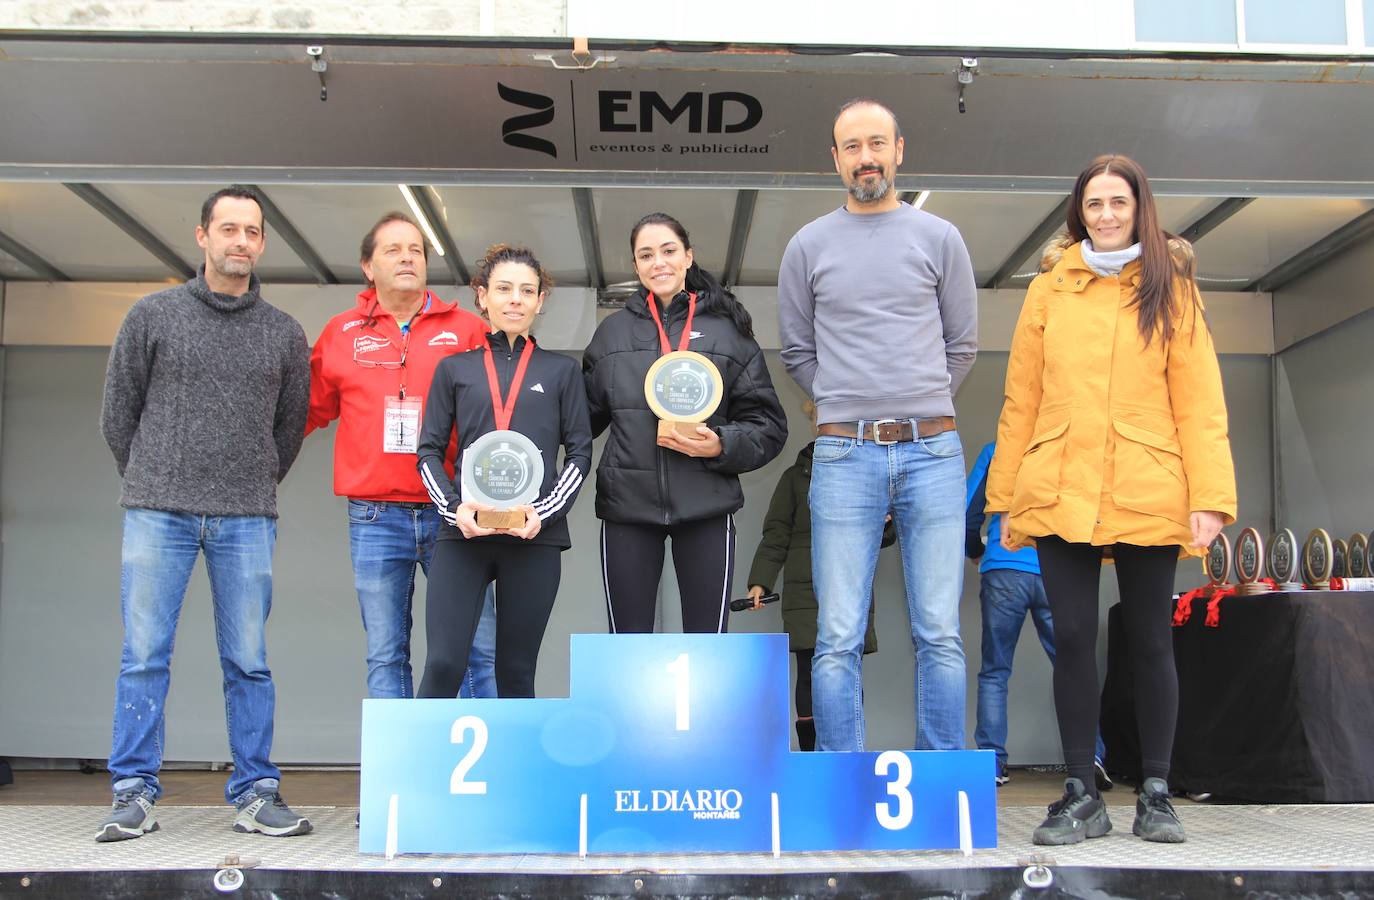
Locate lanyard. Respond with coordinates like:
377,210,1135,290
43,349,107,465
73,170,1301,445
482,338,535,431
366,292,430,399
645,291,697,355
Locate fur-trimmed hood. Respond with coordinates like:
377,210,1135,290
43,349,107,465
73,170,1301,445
1038,231,1196,273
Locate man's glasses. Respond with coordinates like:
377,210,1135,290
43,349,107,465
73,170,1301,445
354,348,407,369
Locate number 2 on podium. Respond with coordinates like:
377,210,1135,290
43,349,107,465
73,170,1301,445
449,715,488,794
666,653,690,731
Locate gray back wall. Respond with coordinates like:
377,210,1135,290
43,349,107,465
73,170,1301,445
0,345,1271,766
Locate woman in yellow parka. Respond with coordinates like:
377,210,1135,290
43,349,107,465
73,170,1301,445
986,154,1236,847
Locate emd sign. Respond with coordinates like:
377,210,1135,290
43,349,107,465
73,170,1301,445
598,91,763,134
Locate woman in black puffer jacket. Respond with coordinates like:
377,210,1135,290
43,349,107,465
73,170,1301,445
584,212,787,634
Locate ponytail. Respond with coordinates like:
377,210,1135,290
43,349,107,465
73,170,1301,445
686,262,754,340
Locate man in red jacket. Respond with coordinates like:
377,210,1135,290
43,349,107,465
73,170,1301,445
308,212,494,701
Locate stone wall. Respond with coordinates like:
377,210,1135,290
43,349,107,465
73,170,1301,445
0,0,564,36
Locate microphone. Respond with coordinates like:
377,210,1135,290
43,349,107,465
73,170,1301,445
729,592,780,612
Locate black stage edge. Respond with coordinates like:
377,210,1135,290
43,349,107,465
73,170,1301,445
4,867,1374,899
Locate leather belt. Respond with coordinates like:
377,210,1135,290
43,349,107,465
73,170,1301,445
817,416,956,445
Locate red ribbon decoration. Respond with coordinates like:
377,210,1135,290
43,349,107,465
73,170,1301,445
1172,587,1207,626
482,338,535,432
1203,584,1239,628
645,292,697,356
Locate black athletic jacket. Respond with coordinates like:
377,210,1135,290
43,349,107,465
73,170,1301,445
582,289,787,526
418,332,592,549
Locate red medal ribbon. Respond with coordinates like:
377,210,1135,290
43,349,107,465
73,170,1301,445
645,291,697,355
482,337,535,432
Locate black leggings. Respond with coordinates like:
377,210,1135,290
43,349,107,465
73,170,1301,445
1036,536,1179,795
418,540,561,699
601,515,735,634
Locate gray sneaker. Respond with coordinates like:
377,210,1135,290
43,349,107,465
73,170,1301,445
1032,777,1112,845
1134,777,1186,843
233,779,312,837
95,787,159,842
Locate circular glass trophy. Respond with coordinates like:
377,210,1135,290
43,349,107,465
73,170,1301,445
1267,528,1302,591
1351,533,1369,579
1234,528,1268,595
645,350,724,439
1302,528,1333,589
460,430,545,529
1205,532,1232,591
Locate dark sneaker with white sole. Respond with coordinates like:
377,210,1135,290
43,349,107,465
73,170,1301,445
1134,777,1186,843
995,760,1010,786
233,779,312,837
1032,777,1112,845
95,787,159,842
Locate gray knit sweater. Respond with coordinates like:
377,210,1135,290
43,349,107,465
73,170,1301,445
101,270,311,518
778,203,978,424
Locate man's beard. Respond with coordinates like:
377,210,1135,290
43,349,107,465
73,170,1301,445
210,251,254,278
847,168,892,203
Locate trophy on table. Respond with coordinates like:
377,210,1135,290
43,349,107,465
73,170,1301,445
1351,533,1370,579
1331,537,1350,580
645,350,724,440
1203,532,1232,594
461,430,546,530
1302,528,1334,590
1234,527,1270,595
1267,527,1303,591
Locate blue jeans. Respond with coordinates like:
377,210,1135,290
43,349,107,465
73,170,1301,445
109,509,280,805
975,567,1105,766
348,500,496,700
809,428,967,751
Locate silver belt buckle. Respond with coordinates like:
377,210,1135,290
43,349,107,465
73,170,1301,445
872,418,900,445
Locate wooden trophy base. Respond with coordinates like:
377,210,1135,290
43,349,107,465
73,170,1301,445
476,509,527,529
657,419,703,439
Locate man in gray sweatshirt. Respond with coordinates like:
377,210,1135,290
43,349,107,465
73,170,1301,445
96,186,312,842
778,99,977,753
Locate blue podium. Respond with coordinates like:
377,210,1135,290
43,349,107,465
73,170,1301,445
359,633,996,854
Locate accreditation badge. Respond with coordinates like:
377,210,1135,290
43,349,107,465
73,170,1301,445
383,395,422,454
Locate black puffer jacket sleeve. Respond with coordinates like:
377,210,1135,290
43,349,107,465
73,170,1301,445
581,329,613,438
702,342,787,476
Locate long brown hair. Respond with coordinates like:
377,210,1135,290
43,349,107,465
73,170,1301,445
1066,154,1196,346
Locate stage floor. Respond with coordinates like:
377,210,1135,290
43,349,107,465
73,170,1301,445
3,802,1374,875
3,770,1373,875
4,769,1374,900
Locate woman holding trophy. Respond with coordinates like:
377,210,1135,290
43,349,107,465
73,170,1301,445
986,155,1236,845
416,244,592,698
584,212,787,634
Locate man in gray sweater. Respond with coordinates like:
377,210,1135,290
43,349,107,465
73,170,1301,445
778,99,977,753
96,186,312,842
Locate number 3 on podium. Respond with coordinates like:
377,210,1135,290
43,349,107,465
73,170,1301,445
667,653,690,731
450,715,488,795
874,750,914,829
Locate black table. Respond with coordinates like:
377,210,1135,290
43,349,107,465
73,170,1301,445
1101,590,1374,803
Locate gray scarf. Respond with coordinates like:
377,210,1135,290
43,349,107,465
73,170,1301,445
1081,240,1142,277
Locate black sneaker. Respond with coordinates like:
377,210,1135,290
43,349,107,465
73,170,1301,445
96,786,159,842
232,779,312,837
995,760,1010,787
1032,777,1112,845
1094,756,1114,792
1134,777,1186,843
